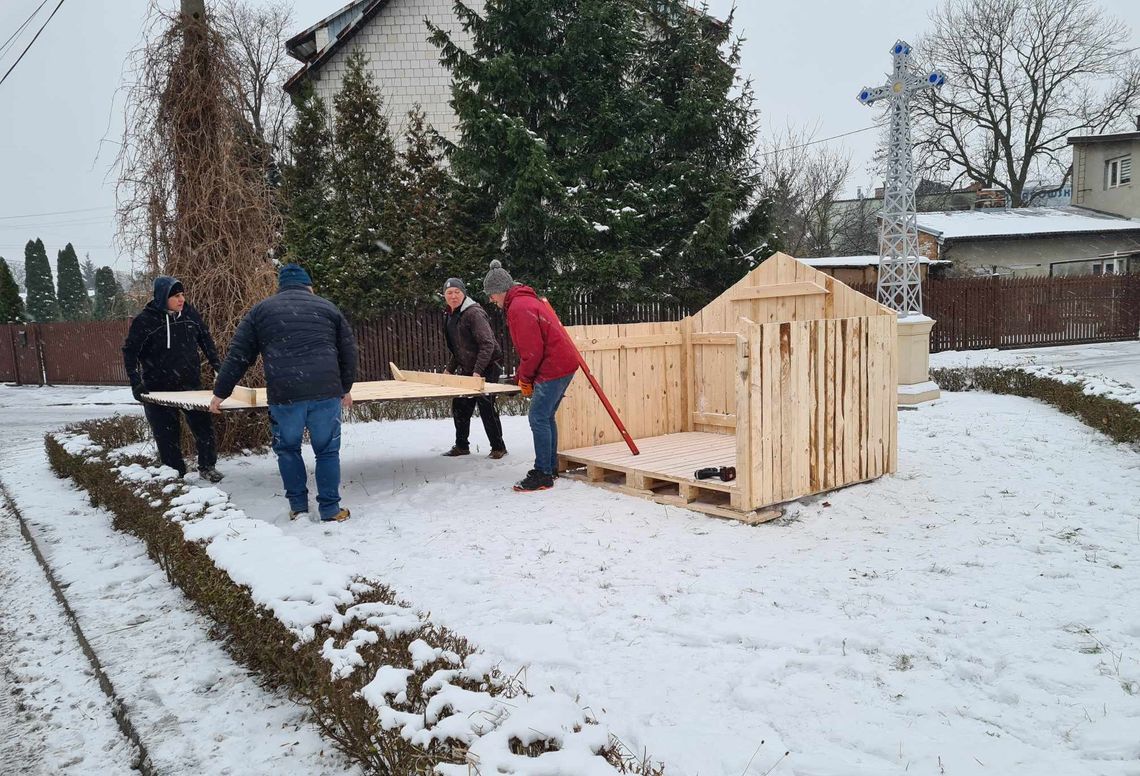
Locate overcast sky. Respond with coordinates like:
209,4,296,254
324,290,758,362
2,0,1139,273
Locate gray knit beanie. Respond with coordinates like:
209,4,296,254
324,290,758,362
482,260,514,296
443,277,466,294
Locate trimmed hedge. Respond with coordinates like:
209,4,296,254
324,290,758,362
46,416,664,775
930,366,1140,446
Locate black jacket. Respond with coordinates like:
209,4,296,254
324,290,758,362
122,276,219,392
444,296,503,376
213,287,357,405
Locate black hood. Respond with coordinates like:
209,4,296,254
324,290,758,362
151,275,181,311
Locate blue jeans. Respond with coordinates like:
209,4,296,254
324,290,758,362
268,398,343,520
528,373,574,474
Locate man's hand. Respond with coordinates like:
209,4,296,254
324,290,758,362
131,384,144,402
442,368,452,375
473,372,482,379
208,396,224,414
518,380,534,398
341,394,353,410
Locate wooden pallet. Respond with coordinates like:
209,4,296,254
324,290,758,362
558,432,781,525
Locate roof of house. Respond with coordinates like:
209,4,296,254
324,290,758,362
284,0,388,93
914,207,1140,241
1067,131,1140,145
801,255,947,267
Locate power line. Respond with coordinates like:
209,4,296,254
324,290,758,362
0,0,49,58
0,0,67,91
0,206,112,221
759,124,879,157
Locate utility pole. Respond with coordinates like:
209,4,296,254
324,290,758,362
180,0,206,21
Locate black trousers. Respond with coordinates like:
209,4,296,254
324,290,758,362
451,364,505,452
143,403,217,474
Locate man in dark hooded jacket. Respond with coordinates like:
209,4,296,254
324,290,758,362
441,277,507,458
122,275,223,481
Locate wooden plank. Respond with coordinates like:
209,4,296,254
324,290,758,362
691,412,736,428
690,333,736,345
680,317,693,432
824,319,836,490
571,334,682,351
733,323,752,512
749,323,766,508
390,363,485,392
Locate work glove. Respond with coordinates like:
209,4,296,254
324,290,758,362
131,384,145,402
518,380,534,398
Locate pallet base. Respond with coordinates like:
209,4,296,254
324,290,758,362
558,432,782,526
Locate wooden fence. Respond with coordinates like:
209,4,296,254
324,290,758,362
2,275,1137,386
851,274,1140,352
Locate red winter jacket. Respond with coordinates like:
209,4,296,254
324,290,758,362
503,285,579,385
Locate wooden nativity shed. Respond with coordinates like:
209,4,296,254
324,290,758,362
556,253,898,522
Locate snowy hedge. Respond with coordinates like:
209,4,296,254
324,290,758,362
46,415,663,776
931,366,1140,445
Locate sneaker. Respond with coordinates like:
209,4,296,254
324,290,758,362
513,469,554,492
488,449,508,460
442,446,470,457
289,510,309,521
198,467,224,483
321,508,351,523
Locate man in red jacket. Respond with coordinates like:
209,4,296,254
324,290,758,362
483,260,579,491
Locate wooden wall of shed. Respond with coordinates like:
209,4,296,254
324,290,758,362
733,314,897,511
557,321,684,450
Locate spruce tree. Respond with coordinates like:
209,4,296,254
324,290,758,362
393,106,472,303
327,49,401,317
92,266,119,320
0,258,27,323
430,0,651,306
281,80,334,283
81,254,98,291
56,243,92,321
23,238,60,322
637,2,777,307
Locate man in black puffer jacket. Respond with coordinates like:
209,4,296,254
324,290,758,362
210,264,357,523
123,275,223,481
441,277,506,459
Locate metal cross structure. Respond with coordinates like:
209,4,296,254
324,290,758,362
857,41,945,316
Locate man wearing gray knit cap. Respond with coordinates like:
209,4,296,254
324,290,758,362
483,260,579,492
441,275,506,458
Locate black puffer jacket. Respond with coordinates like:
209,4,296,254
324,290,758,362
122,275,220,392
213,287,357,405
444,296,503,376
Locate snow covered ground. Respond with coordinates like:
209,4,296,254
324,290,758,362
932,340,1140,390
215,392,1140,776
0,385,360,776
4,353,1140,775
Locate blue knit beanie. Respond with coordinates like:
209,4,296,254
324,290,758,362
278,263,312,290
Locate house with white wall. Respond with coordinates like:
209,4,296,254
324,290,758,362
285,0,484,142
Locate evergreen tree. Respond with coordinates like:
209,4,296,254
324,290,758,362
431,0,776,308
56,243,92,321
23,238,60,322
0,258,27,323
430,0,651,306
326,49,401,317
637,2,777,307
92,266,120,320
81,253,98,291
393,106,474,303
281,80,334,282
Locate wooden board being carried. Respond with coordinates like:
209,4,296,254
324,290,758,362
142,365,519,412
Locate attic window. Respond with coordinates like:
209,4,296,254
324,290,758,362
1106,155,1132,188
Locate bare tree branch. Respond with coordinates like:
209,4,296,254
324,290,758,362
914,0,1140,205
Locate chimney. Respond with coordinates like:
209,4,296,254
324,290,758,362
1135,114,1140,131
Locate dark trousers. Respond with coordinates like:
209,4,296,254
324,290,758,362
143,403,217,475
451,364,505,452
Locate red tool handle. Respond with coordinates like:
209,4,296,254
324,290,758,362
541,298,639,456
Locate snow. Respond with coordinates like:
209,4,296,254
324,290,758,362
932,340,1140,408
5,352,1140,774
0,385,361,776
214,391,1140,776
802,255,945,267
915,206,1140,240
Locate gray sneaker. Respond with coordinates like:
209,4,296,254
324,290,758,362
199,467,224,483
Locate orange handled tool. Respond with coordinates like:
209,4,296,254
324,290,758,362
541,298,639,456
